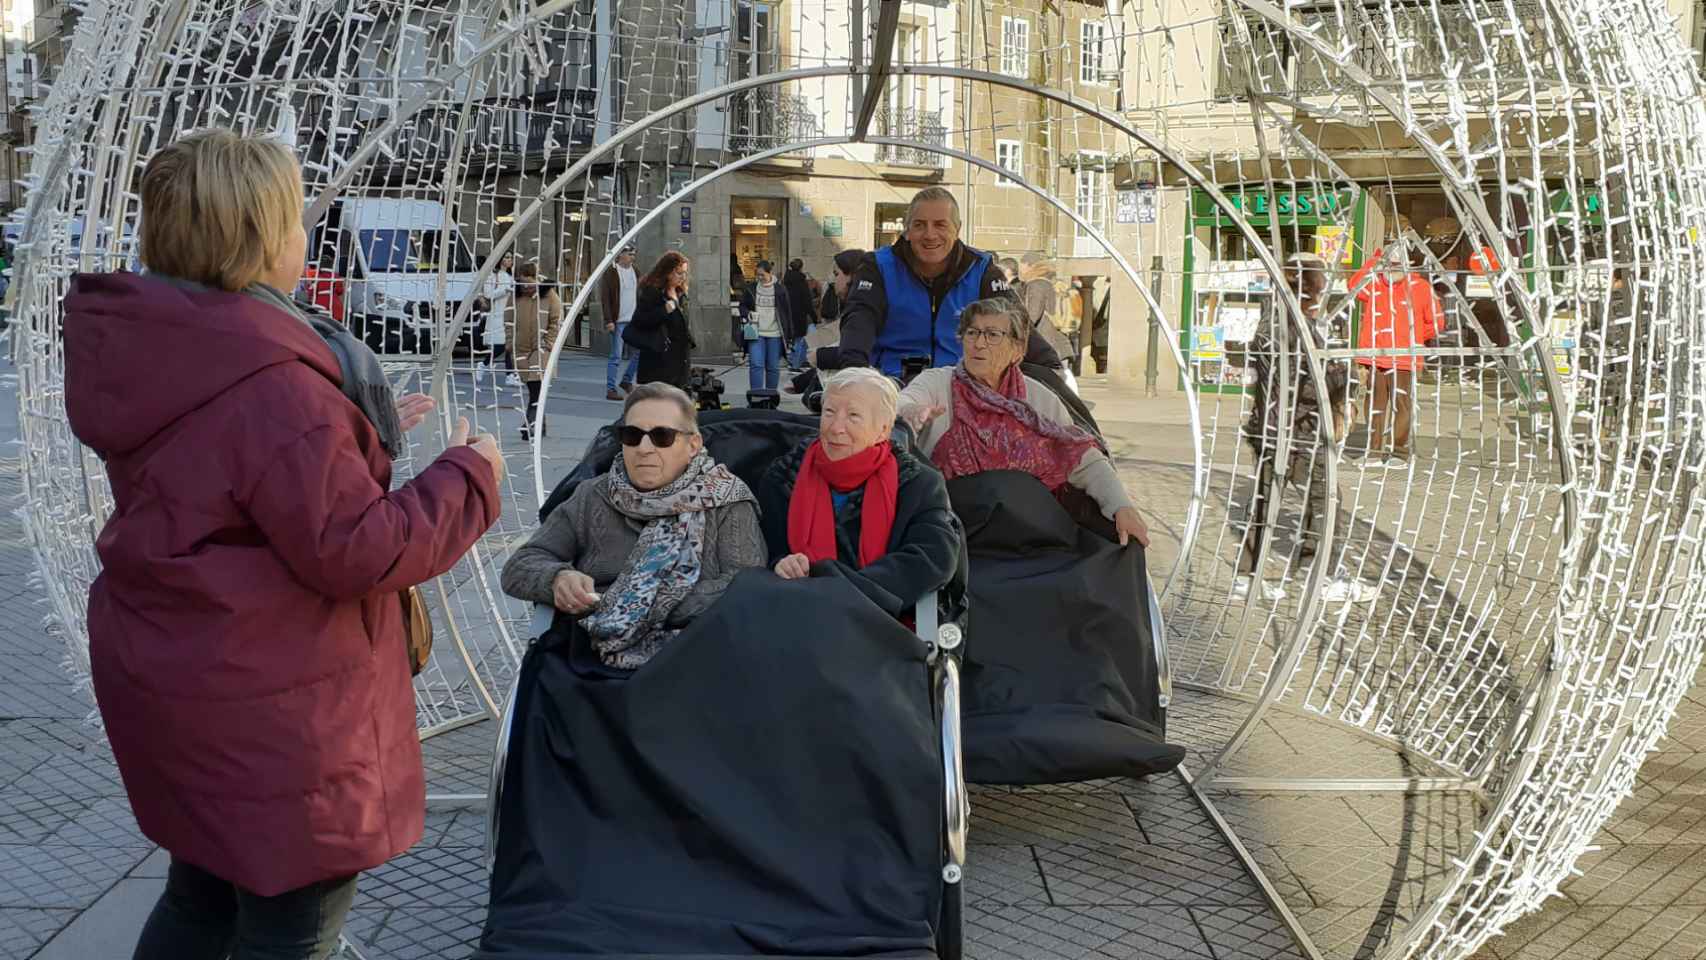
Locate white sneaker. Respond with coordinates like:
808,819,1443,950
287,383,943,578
505,373,521,386
1321,577,1379,604
1233,575,1287,602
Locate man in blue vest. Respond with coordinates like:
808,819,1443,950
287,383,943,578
815,186,1063,377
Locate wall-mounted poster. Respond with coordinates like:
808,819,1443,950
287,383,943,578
1116,190,1138,224
1217,302,1263,343
1192,323,1223,361
1316,224,1353,266
1137,184,1157,224
822,215,844,238
1200,259,1263,293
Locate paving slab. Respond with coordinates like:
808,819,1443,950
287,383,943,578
0,907,77,960
31,878,163,960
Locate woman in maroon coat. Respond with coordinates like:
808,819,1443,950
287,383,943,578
62,130,505,958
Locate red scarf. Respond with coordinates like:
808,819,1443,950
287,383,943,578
931,364,1099,491
787,439,899,568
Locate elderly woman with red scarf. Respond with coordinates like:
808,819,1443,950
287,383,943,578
898,298,1150,546
756,367,960,617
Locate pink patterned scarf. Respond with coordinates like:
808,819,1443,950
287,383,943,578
930,363,1100,491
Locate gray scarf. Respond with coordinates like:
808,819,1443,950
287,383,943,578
152,274,404,458
243,282,404,459
581,451,753,669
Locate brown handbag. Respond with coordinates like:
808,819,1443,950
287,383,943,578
400,586,434,677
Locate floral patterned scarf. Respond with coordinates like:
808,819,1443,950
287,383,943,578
930,363,1100,492
582,450,752,669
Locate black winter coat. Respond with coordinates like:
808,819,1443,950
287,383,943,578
781,268,817,339
631,284,693,389
757,438,962,619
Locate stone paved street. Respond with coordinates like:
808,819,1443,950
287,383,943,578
1,347,1703,959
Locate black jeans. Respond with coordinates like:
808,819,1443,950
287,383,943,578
523,379,545,433
1238,447,1330,576
133,858,357,960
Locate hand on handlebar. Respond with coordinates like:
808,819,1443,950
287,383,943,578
1114,507,1150,548
774,553,812,580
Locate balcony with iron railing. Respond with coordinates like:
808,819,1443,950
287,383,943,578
1212,1,1559,103
727,87,823,160
467,91,599,162
875,105,948,168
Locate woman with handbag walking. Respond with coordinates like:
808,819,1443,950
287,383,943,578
628,251,694,390
60,129,506,960
738,259,792,395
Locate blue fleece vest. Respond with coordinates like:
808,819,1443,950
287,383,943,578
871,246,990,376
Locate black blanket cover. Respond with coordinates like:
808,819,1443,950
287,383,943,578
949,470,1186,784
477,570,943,959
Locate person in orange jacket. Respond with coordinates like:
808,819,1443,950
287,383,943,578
1348,245,1443,463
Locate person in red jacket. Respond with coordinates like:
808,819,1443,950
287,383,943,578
1348,245,1443,462
61,129,506,959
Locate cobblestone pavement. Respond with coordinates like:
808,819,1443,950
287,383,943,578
1,351,1703,959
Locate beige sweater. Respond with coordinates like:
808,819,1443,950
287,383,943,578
897,367,1135,519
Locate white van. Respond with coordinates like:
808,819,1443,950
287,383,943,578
306,197,486,357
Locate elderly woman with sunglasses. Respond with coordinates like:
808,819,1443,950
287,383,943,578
897,298,1151,547
757,367,960,618
502,383,766,668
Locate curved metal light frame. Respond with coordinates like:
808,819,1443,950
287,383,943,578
7,4,1660,959
1218,2,1579,956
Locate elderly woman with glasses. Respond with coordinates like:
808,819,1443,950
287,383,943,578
757,367,960,617
898,298,1151,547
503,383,766,668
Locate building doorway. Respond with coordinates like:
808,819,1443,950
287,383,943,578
730,196,787,281
874,202,908,250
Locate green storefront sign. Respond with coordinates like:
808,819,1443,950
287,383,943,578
1190,188,1353,222
1180,184,1368,393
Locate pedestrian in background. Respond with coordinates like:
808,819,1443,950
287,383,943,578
630,251,695,390
782,257,817,370
600,244,640,401
479,251,516,386
1019,253,1074,368
740,259,792,394
60,128,505,960
788,248,867,398
818,248,863,325
512,260,564,442
1349,245,1442,464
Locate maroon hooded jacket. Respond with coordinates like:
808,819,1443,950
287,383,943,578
62,272,500,895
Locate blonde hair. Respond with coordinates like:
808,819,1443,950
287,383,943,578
824,367,899,424
139,129,303,292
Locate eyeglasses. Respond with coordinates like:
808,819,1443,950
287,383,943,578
961,327,1012,345
619,425,690,448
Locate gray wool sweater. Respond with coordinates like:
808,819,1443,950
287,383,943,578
500,474,767,626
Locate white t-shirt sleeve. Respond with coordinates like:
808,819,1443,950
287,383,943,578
898,367,954,456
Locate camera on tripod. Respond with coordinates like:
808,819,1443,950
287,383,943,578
685,366,726,411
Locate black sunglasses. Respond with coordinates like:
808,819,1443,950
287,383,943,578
619,425,689,448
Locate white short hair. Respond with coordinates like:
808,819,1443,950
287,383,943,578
824,367,899,424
